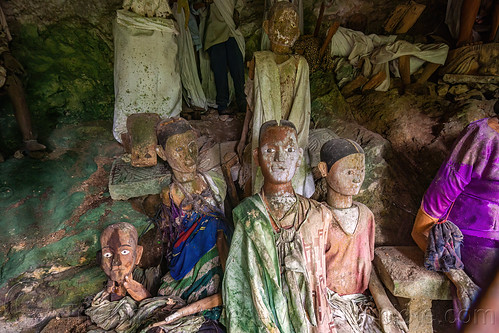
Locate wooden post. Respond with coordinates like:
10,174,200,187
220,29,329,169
398,55,411,86
314,2,326,37
319,22,340,60
416,62,440,84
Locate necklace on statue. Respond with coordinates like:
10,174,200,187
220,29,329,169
261,191,299,231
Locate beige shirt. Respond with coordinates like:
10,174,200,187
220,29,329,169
203,0,244,51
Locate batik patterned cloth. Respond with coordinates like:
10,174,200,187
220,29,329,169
424,220,464,272
421,118,499,286
158,171,228,319
222,193,335,332
159,246,222,304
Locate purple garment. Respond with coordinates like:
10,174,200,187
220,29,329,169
422,118,499,286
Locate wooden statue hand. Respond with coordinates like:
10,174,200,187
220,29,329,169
446,269,481,314
236,138,245,162
380,307,409,333
106,279,125,295
123,274,151,302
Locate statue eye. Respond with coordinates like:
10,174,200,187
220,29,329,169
287,147,295,152
266,148,275,153
175,147,183,152
121,250,130,255
348,170,353,175
103,252,112,258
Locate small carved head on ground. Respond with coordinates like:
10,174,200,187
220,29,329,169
318,138,365,196
255,120,302,185
99,222,143,284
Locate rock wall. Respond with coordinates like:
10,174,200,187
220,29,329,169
1,0,119,146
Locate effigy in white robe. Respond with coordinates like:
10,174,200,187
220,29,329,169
248,51,314,197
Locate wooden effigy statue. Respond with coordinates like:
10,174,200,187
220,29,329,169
237,1,314,198
318,138,408,333
223,120,335,332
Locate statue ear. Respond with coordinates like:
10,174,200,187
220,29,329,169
263,20,270,36
155,145,167,161
317,161,329,178
96,250,102,266
135,245,143,265
297,148,303,167
253,148,260,167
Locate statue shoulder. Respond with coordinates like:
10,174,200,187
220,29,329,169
353,201,375,228
298,195,332,220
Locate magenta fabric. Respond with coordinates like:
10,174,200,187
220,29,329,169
422,118,499,286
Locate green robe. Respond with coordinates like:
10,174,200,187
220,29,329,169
222,194,334,332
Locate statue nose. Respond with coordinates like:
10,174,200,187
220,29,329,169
112,255,121,266
274,148,285,162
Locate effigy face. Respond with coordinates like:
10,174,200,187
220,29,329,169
325,153,365,196
100,223,143,284
267,4,300,49
258,126,301,185
126,113,160,168
122,0,172,18
162,130,198,175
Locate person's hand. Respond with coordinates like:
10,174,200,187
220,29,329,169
123,274,151,301
380,307,409,333
233,9,240,29
2,52,24,75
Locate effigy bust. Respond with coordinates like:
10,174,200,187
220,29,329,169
154,117,228,323
318,138,408,333
99,222,150,302
122,0,172,18
238,1,314,198
123,113,161,167
223,120,334,332
112,0,181,143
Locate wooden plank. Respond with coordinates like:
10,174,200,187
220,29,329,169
319,21,340,60
341,75,369,97
362,71,387,92
398,55,412,86
314,2,326,37
395,1,426,34
384,3,410,33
